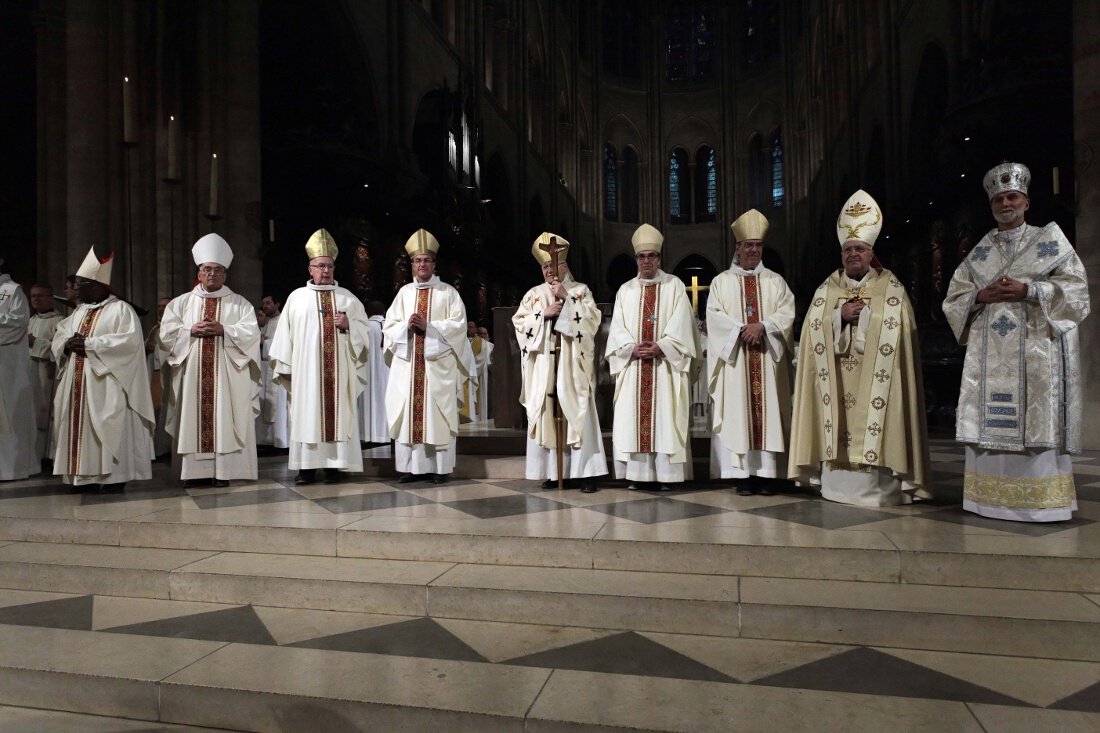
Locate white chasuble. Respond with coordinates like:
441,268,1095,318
383,277,471,474
605,271,698,482
356,315,390,443
706,264,795,479
0,275,39,480
160,286,261,480
28,310,62,462
257,315,289,448
514,277,607,480
51,297,154,484
269,282,370,471
943,222,1090,521
788,268,931,505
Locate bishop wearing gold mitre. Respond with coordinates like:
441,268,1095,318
382,229,473,484
269,229,371,486
788,190,932,506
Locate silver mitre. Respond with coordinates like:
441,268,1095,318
982,161,1031,201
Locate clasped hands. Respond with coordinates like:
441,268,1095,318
407,313,428,335
976,276,1028,304
191,318,225,337
738,321,767,349
841,299,865,324
631,340,664,361
63,334,86,356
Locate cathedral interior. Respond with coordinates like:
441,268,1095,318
1,1,1100,731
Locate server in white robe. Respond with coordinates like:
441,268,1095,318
707,209,795,494
357,301,390,444
160,235,262,486
789,191,932,506
270,229,371,485
514,232,607,492
476,326,493,420
383,229,473,484
0,258,39,481
145,297,173,458
256,294,289,450
28,285,63,465
943,162,1090,522
51,248,154,490
605,224,699,489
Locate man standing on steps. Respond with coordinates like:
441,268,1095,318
605,224,699,491
383,229,472,485
270,229,371,486
514,232,606,493
160,234,262,488
51,247,155,492
0,251,39,481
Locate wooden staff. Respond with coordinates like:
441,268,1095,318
539,236,568,490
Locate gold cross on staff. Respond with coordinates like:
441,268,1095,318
687,275,709,317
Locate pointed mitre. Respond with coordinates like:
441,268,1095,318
982,161,1031,200
836,189,883,247
305,228,339,260
631,223,664,254
730,209,769,243
531,232,570,265
191,233,233,268
404,229,440,258
75,246,114,285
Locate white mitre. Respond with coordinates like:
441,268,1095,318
191,233,233,268
836,189,883,247
75,246,114,285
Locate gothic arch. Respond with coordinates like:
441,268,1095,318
603,114,644,162
742,99,782,152
664,116,718,158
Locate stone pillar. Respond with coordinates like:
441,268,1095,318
1074,0,1100,449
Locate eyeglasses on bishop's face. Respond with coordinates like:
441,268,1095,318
198,267,226,275
309,263,336,271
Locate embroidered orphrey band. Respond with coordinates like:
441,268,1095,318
638,283,658,453
318,291,338,442
197,297,220,453
66,307,103,474
742,274,766,451
410,288,430,444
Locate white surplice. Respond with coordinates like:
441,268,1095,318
256,314,289,448
160,285,261,480
605,270,699,483
383,276,471,475
357,314,390,443
29,310,63,462
0,275,39,480
514,277,608,480
706,262,795,479
51,296,154,485
269,282,370,472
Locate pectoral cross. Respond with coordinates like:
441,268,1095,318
687,275,709,317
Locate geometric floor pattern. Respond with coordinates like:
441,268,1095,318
0,590,1097,711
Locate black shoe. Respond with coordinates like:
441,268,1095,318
323,469,342,484
295,470,317,485
757,485,774,496
182,479,204,489
431,473,446,484
657,483,674,492
541,478,557,489
736,486,754,496
398,473,419,484
213,479,230,488
579,480,597,493
100,483,126,493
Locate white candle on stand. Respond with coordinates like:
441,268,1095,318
1052,166,1060,196
167,116,179,179
122,77,134,143
268,219,275,242
208,154,219,216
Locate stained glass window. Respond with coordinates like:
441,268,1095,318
669,149,685,222
771,128,785,208
604,143,618,221
666,1,715,81
695,146,717,222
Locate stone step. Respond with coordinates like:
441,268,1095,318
1,541,1098,660
0,624,1096,733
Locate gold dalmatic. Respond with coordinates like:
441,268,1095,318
317,291,339,442
65,307,104,474
197,297,221,453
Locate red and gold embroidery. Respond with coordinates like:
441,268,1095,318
410,287,431,444
66,307,104,474
637,283,658,453
318,291,339,442
197,297,221,453
741,275,766,451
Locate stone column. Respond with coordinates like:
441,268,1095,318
1074,0,1100,449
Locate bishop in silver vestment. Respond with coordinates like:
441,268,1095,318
943,162,1090,522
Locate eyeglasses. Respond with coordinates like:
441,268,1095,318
309,263,336,271
636,253,660,261
199,267,226,275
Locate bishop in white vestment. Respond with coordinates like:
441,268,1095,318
51,248,154,490
383,230,472,483
0,262,39,480
270,229,371,485
943,162,1090,522
707,210,795,493
160,235,262,486
28,285,63,464
514,233,607,492
605,224,699,488
256,295,289,450
789,191,932,506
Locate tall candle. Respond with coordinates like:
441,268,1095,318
208,154,219,216
167,116,179,179
1052,166,1060,196
268,219,275,242
122,77,134,144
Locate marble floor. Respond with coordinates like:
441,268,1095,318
0,437,1098,731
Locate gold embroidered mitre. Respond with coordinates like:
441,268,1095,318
730,209,768,243
531,232,570,265
75,246,114,285
404,229,440,258
982,161,1031,200
631,223,664,254
836,189,883,247
305,228,339,260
